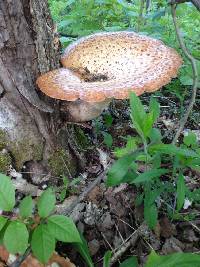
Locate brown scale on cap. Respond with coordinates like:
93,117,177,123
36,31,182,121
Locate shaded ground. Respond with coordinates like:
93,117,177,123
4,84,200,266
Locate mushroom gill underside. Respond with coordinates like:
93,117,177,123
36,31,182,122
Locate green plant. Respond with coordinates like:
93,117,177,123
0,173,82,264
103,250,200,267
106,93,200,228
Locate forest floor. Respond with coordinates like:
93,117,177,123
4,87,200,267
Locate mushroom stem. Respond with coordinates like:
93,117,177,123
65,99,111,122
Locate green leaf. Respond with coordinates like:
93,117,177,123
149,128,162,143
19,196,33,218
143,111,155,138
149,97,160,122
142,97,160,138
176,174,185,211
144,203,158,229
149,144,200,158
130,92,146,137
31,224,55,263
132,169,168,184
0,174,15,211
59,188,67,202
120,256,138,267
183,132,197,147
104,114,113,128
145,251,200,267
114,137,137,158
37,188,56,218
47,215,81,243
106,153,137,186
103,132,113,148
73,233,94,267
0,216,7,231
103,251,112,267
3,221,29,254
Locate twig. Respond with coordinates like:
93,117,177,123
9,248,31,267
171,3,199,144
110,223,146,266
137,0,145,32
56,166,109,217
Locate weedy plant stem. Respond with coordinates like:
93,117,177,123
171,3,199,144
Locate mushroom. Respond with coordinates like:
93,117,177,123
36,31,182,122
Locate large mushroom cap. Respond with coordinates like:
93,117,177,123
37,31,182,102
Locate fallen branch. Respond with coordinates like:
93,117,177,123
56,166,109,218
171,3,199,144
169,0,200,11
110,223,146,266
9,248,31,267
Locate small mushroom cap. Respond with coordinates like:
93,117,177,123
37,31,182,102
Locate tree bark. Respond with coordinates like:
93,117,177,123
0,0,79,175
170,0,200,11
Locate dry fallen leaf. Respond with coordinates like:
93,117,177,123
0,246,76,267
0,246,9,263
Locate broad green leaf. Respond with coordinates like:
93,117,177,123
145,251,200,267
104,114,113,128
143,97,160,138
143,111,155,138
47,215,81,243
149,128,162,143
152,154,161,169
103,251,112,267
114,137,137,158
183,132,197,147
0,216,7,231
144,203,158,229
130,92,146,137
120,256,138,267
106,153,137,186
3,221,28,254
37,188,56,218
19,196,33,218
121,168,138,184
176,174,185,211
149,144,200,158
103,132,113,148
132,169,168,184
73,233,94,267
149,97,160,123
0,174,15,211
31,224,55,263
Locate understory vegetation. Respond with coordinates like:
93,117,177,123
0,0,199,266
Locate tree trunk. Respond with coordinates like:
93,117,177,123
0,0,80,176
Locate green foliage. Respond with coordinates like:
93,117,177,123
0,173,15,211
145,251,200,267
19,196,33,218
4,221,29,254
47,215,81,243
58,175,69,201
106,93,200,229
31,224,55,263
120,256,138,267
103,132,113,148
73,233,94,267
0,174,82,263
103,251,112,267
37,188,56,218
